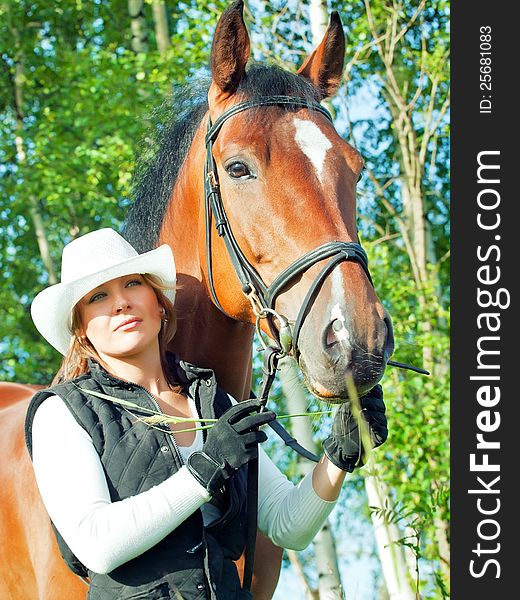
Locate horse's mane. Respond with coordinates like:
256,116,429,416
123,64,319,252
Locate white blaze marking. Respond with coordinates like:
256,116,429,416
330,269,350,343
293,118,332,182
330,303,349,342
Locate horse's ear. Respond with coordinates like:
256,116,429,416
297,11,345,100
209,0,250,105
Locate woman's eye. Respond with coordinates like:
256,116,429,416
226,161,252,179
126,279,142,287
88,292,105,303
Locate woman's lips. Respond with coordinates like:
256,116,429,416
115,318,142,331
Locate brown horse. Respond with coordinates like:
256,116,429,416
0,1,393,598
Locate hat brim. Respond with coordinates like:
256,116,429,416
31,244,176,356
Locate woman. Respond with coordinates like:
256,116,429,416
25,228,388,600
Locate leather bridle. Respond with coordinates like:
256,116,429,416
204,96,372,360
203,95,428,379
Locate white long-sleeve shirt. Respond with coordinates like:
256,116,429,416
31,395,336,574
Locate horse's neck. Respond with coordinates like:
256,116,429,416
161,122,255,400
170,296,254,400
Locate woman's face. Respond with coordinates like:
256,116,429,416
78,274,163,361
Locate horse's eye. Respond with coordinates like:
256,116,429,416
226,161,252,179
357,165,366,182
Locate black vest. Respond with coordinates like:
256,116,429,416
25,355,250,600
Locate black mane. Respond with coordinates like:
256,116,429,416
122,80,209,252
123,64,319,252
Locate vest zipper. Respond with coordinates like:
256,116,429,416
131,383,184,467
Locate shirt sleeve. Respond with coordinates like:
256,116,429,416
257,447,337,550
31,395,211,574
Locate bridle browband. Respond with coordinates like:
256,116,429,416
204,96,371,358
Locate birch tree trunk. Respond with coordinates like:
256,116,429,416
8,6,58,285
363,0,450,303
309,0,335,117
364,474,416,600
128,0,149,53
152,0,170,56
361,0,451,587
279,358,344,599
309,0,329,45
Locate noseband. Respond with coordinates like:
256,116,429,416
204,96,371,358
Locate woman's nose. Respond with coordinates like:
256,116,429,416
114,295,131,313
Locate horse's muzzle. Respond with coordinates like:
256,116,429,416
299,311,394,401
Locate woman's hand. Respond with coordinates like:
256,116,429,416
186,399,275,495
322,384,388,473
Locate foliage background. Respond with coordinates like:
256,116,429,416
0,1,449,598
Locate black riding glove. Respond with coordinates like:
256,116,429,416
186,398,275,495
323,384,388,472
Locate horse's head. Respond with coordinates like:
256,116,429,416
201,1,394,400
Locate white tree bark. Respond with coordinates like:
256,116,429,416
279,358,344,599
152,0,170,56
128,0,149,53
309,0,329,46
362,3,450,583
309,0,336,117
286,549,319,599
364,475,416,600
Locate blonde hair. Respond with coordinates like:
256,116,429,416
52,274,178,386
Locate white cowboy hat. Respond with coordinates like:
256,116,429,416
31,228,176,355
